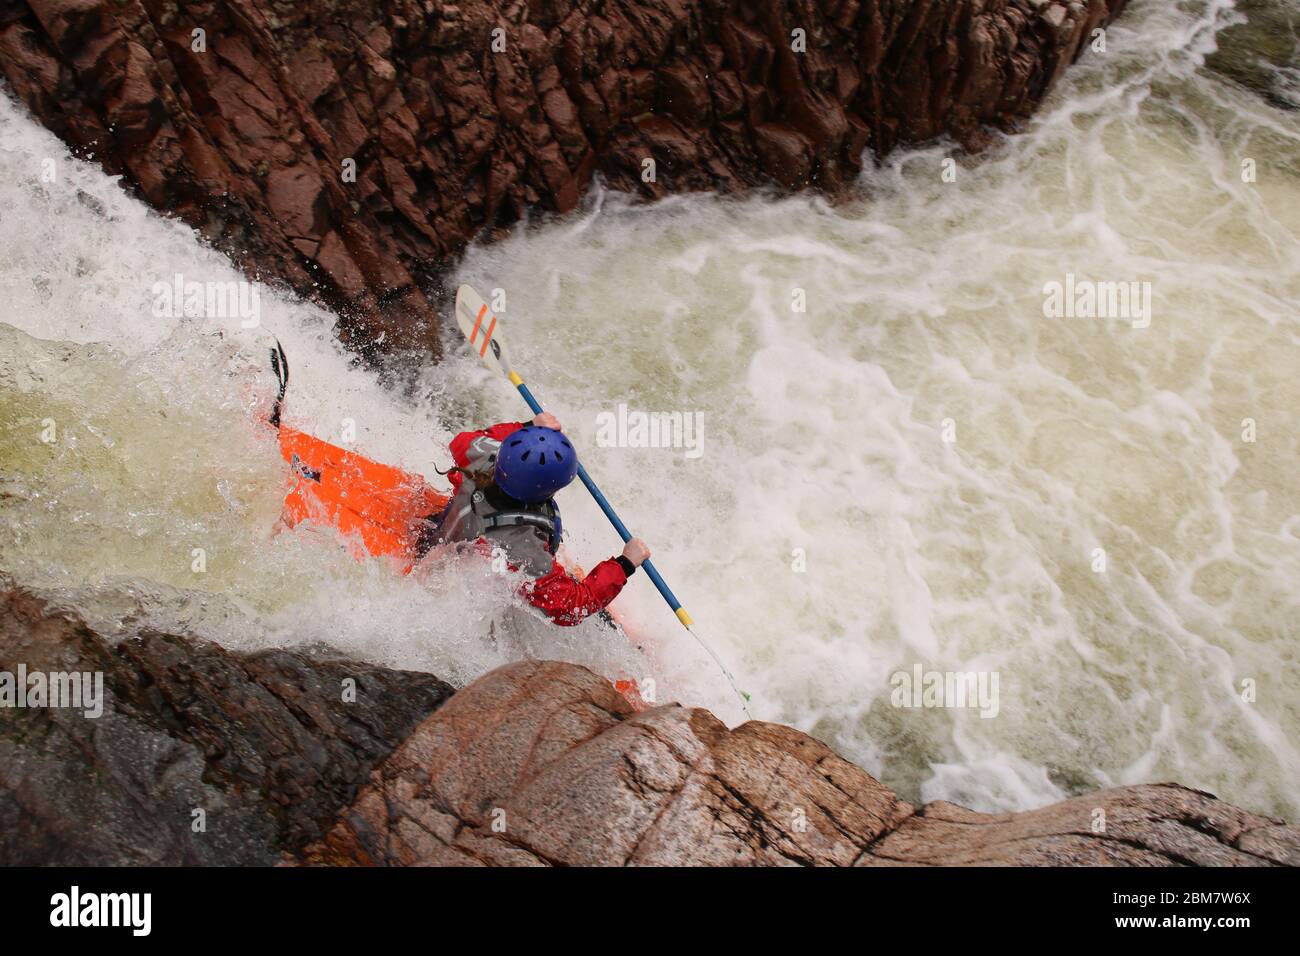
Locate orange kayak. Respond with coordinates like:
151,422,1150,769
275,424,649,711
278,425,446,571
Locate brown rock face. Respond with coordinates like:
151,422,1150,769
0,0,1128,356
2,591,1294,867
0,582,454,865
305,660,1300,867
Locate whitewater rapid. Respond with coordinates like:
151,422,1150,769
2,0,1298,818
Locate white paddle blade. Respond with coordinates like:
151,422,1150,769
455,284,513,379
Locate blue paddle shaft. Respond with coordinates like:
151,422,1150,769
515,382,686,615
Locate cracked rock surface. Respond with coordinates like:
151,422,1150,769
1,0,1128,355
0,582,454,864
2,583,1294,867
302,660,1300,866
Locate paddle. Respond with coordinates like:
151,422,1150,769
453,284,750,714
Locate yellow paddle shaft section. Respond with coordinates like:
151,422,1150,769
676,607,694,627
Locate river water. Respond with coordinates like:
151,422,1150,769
2,0,1297,818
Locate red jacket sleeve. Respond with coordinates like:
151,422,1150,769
523,557,630,626
447,421,525,490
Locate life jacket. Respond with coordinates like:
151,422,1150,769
432,433,562,576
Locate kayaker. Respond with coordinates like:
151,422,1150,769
423,412,651,626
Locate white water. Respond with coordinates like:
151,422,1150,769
2,0,1298,818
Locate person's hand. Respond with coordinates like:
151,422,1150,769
622,538,651,567
532,412,562,431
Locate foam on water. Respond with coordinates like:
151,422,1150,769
2,0,1298,816
0,100,644,690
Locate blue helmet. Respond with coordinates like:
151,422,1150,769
494,426,579,503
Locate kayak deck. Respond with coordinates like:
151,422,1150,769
278,425,446,569
276,425,649,711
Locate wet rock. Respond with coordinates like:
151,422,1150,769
0,582,454,865
865,787,1300,866
0,0,1129,356
2,590,1293,867
304,660,1299,866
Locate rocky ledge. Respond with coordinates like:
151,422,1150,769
0,0,1128,356
2,583,1296,867
0,583,454,864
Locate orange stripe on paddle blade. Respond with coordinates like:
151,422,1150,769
480,315,496,357
470,304,486,345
